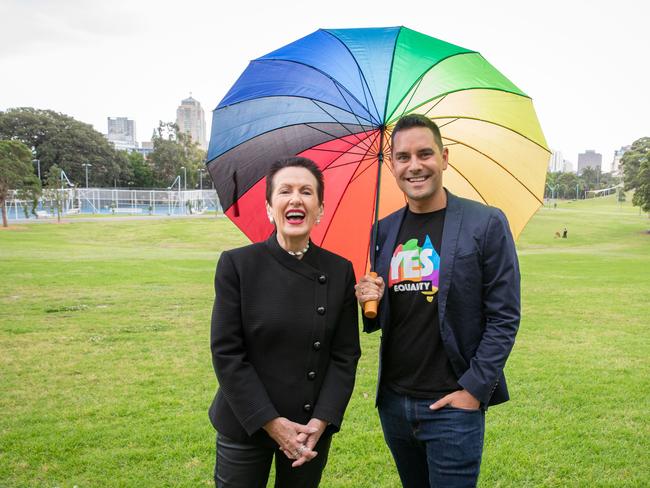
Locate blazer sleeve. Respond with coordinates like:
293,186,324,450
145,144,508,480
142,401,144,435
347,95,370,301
312,261,361,428
211,251,279,436
457,209,521,404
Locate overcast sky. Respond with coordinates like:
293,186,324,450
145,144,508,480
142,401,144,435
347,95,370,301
1,0,648,168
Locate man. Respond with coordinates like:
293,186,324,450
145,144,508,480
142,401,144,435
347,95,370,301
356,114,520,487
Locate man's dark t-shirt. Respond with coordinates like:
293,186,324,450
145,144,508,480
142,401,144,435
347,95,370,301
382,207,460,398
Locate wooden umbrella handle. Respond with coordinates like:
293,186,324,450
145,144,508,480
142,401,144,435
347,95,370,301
362,271,378,319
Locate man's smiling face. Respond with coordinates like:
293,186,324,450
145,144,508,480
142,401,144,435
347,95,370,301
391,126,448,212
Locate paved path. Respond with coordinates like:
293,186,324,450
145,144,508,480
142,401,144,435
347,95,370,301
8,214,226,224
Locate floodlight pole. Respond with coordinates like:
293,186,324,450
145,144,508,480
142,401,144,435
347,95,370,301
82,163,92,188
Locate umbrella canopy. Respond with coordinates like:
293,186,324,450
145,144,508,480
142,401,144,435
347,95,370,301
207,26,549,279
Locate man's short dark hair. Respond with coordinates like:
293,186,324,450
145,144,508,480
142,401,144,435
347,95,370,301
265,156,324,204
391,114,444,151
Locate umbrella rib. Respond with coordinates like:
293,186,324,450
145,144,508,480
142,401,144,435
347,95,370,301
310,147,374,158
358,66,375,126
328,82,382,148
319,130,380,171
382,26,403,124
317,131,381,245
321,29,383,123
430,114,550,153
445,161,488,205
443,135,545,205
387,87,534,126
437,118,459,129
309,101,373,150
304,120,372,153
324,151,379,171
385,51,527,121
349,154,385,184
220,58,381,125
422,95,447,118
318,132,378,172
346,131,383,183
208,121,373,164
396,76,425,121
214,95,374,126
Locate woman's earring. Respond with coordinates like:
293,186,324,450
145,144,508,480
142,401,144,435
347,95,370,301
268,214,274,224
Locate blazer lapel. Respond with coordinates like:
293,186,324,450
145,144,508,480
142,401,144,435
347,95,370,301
438,191,463,326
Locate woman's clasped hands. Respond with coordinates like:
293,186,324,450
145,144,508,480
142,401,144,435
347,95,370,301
263,417,329,467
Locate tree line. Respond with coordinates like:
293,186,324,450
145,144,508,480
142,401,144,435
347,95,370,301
0,107,207,189
544,138,649,211
544,167,620,200
2,107,649,226
0,107,209,226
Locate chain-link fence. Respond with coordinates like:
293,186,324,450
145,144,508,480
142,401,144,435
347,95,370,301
5,188,222,220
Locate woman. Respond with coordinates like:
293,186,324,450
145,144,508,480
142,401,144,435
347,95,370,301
209,157,360,488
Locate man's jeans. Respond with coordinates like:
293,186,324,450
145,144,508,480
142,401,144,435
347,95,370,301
378,386,485,488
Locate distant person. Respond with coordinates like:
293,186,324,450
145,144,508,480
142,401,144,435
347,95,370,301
356,114,520,487
562,227,568,238
209,157,360,488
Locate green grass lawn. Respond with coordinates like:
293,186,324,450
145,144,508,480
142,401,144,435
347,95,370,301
1,196,648,487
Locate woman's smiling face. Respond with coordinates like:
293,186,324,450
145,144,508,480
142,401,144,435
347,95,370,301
266,166,323,245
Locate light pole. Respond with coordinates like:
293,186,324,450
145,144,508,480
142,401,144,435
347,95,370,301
33,159,41,181
181,166,187,191
82,163,92,188
546,183,557,204
198,168,205,190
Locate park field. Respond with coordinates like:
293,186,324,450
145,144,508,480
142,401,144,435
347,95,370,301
1,195,648,487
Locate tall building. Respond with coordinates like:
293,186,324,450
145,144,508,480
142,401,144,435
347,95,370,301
577,150,602,175
176,95,207,149
548,150,563,172
562,159,574,173
107,117,137,151
611,145,630,176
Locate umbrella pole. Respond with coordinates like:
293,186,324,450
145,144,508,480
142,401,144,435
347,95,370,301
363,128,385,319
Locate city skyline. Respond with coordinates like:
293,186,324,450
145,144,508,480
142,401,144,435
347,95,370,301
1,0,648,166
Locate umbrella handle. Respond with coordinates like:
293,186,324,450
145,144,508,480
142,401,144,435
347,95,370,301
362,272,378,319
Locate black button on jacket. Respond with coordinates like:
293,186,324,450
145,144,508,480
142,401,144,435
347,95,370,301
209,235,361,447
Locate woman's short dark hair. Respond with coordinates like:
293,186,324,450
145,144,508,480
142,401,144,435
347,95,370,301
265,157,324,204
391,114,444,151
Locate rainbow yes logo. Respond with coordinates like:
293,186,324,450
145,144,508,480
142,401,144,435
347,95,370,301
389,236,440,302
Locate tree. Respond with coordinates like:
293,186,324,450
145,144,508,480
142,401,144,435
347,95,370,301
0,107,130,187
16,175,42,219
149,122,206,188
556,171,579,199
42,164,65,223
580,167,599,191
621,137,650,213
125,151,157,188
0,140,36,227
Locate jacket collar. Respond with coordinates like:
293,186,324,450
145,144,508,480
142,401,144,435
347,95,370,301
264,232,324,281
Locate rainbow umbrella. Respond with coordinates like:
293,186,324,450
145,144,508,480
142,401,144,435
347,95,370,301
207,26,549,279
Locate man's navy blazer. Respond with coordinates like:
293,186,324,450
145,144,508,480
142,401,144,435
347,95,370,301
363,190,521,407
